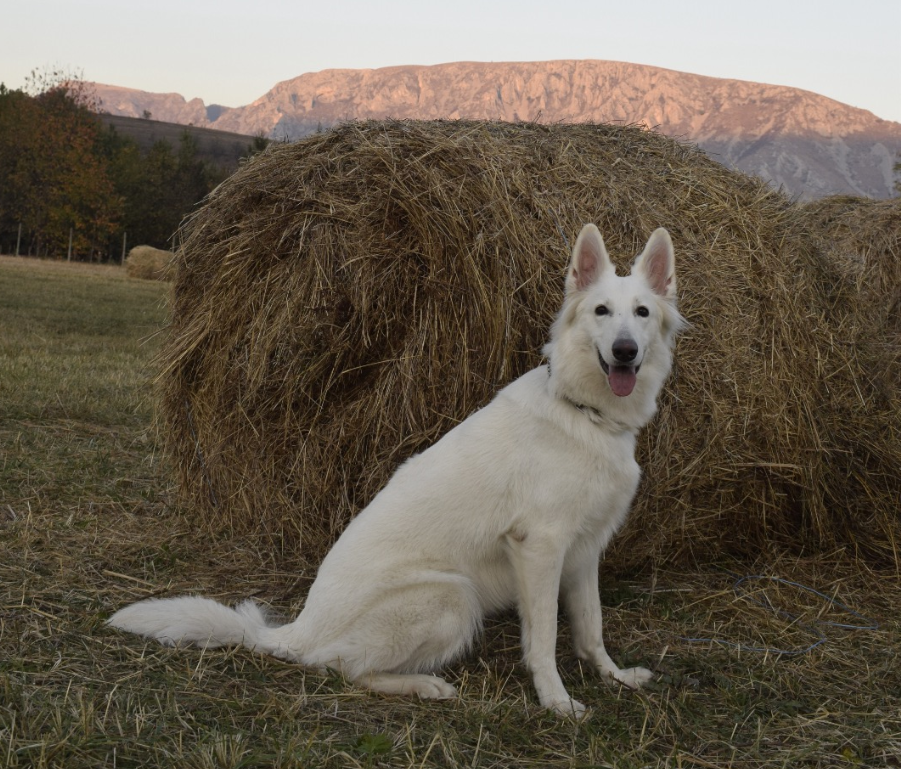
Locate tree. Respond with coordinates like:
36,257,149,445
248,133,270,156
0,68,120,258
0,84,42,253
22,66,101,111
102,128,227,250
36,85,121,257
2,65,262,259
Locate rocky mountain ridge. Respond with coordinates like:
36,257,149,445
91,61,901,199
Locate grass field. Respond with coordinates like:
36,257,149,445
1,255,899,768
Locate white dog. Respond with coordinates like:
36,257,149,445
109,223,685,718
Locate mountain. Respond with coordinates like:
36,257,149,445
94,83,210,124
90,61,901,199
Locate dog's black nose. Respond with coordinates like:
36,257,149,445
612,338,638,363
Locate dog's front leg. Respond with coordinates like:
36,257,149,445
505,532,585,719
561,545,653,690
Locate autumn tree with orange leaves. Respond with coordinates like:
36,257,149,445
0,68,121,258
1,67,266,260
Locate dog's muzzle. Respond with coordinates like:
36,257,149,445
598,346,640,397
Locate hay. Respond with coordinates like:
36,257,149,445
125,245,174,280
801,195,901,346
159,119,901,572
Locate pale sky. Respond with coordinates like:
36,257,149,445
6,0,901,122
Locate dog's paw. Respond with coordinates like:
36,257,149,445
408,675,458,700
363,672,458,700
545,696,588,720
611,666,653,690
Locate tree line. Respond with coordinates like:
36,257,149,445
0,71,267,261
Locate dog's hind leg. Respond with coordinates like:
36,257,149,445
300,573,481,700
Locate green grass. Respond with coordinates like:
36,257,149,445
1,255,899,768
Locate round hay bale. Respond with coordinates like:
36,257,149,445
125,245,174,280
801,195,901,343
158,119,901,572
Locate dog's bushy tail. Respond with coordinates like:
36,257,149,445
107,596,280,653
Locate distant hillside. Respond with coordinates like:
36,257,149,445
90,61,901,199
98,114,259,170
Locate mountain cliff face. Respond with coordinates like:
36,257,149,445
94,84,207,124
93,84,233,126
91,61,901,199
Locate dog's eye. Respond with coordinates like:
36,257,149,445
594,305,609,316
636,306,650,318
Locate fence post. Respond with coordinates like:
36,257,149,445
121,232,127,263
16,223,21,256
68,228,73,261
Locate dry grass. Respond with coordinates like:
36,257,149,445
159,119,901,573
1,255,899,767
6,506,901,768
125,245,174,281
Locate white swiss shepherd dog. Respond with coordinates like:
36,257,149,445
109,223,686,718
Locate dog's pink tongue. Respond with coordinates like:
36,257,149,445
608,366,637,397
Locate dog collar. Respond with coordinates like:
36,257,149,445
545,362,636,434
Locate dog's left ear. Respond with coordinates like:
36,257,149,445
632,228,676,299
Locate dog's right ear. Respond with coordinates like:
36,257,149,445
566,224,612,294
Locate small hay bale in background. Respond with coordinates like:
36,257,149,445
125,245,174,280
158,119,901,572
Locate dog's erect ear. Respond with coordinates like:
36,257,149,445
567,224,612,294
633,228,676,299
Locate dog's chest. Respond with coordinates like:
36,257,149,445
579,437,641,519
